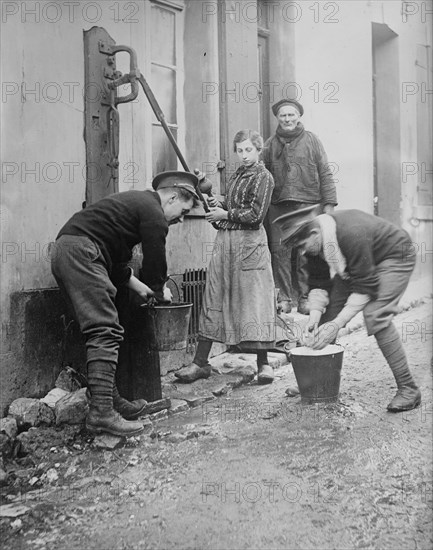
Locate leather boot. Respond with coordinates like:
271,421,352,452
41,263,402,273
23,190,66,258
375,324,421,413
86,361,144,436
86,408,145,437
112,385,148,420
387,384,421,412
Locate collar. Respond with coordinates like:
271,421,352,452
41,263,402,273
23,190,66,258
237,161,263,176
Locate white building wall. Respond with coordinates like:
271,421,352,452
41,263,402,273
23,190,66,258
1,1,221,320
293,1,376,212
0,2,153,322
293,0,432,283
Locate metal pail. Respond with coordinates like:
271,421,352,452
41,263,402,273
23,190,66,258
142,302,193,351
290,344,344,404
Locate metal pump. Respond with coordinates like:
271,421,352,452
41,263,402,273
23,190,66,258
84,27,213,216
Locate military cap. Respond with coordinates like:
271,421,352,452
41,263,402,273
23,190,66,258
152,171,200,200
272,204,321,244
272,99,304,117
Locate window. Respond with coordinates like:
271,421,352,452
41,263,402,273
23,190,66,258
144,0,185,177
258,0,271,140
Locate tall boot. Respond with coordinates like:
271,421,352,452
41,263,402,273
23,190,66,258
175,339,212,382
257,350,274,385
375,324,421,412
86,361,144,436
112,385,147,420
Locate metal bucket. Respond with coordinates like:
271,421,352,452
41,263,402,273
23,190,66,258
142,302,193,351
290,344,344,404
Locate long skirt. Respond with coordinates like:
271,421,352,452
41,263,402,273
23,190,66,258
199,226,276,350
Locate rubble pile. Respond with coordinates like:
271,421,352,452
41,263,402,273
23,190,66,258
0,367,175,487
0,367,90,486
0,351,289,490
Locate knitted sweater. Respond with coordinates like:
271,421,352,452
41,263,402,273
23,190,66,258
57,190,168,291
218,161,274,230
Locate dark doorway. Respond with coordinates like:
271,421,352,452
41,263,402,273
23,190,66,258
372,23,401,225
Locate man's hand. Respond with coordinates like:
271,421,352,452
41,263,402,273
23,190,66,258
323,204,335,214
205,207,228,223
127,275,154,302
161,285,173,304
301,310,322,345
308,321,339,350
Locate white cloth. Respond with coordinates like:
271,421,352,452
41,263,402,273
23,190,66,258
308,288,329,313
333,292,371,329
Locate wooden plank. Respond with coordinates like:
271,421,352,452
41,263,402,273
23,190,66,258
83,27,119,205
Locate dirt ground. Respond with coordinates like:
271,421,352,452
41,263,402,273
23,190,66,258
1,300,432,550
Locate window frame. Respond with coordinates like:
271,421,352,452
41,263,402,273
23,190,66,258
143,0,185,180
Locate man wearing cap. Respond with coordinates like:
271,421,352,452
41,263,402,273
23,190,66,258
263,99,338,315
51,171,200,436
274,206,421,413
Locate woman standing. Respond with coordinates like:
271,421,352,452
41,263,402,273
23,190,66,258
175,130,276,384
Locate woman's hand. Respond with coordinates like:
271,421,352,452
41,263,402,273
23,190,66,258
193,168,206,182
207,196,222,208
205,207,228,223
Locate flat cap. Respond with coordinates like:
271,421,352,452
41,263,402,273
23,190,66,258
272,204,321,244
152,171,200,200
272,99,304,117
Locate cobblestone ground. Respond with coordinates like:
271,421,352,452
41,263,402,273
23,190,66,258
1,300,432,550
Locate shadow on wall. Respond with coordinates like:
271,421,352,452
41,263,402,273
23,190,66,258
2,289,86,414
2,287,167,414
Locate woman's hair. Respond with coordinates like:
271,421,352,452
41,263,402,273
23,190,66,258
233,129,264,152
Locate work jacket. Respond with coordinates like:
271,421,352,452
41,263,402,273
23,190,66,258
262,130,338,206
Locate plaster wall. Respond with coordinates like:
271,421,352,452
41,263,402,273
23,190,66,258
1,1,222,310
293,1,375,212
1,3,152,320
371,0,432,279
293,0,432,281
166,0,221,275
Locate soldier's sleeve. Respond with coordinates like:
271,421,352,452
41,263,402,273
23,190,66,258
138,218,169,296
